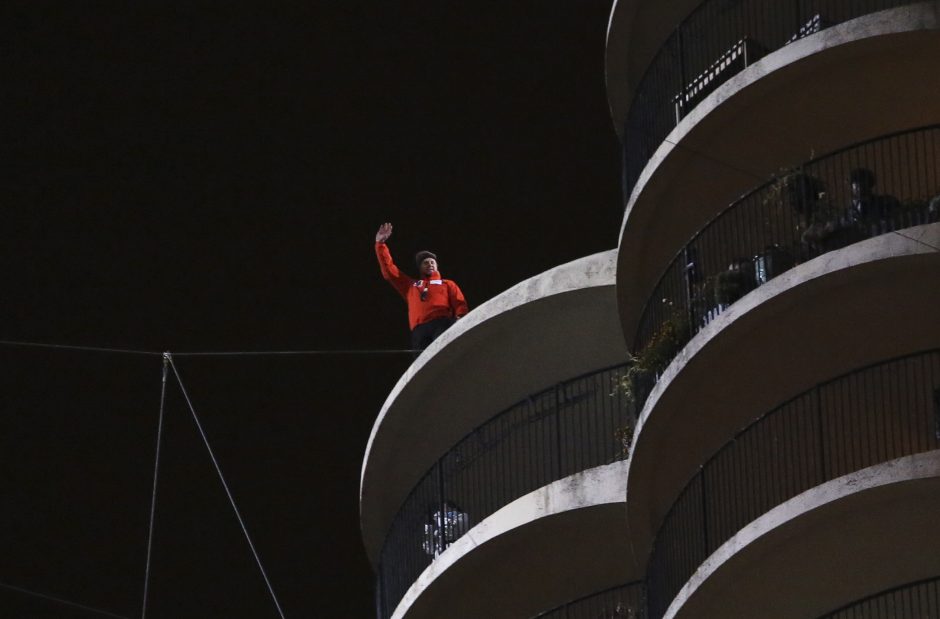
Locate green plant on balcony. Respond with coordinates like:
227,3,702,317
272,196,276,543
616,308,691,407
764,165,870,256
712,258,756,305
613,415,636,460
763,165,838,236
764,168,823,215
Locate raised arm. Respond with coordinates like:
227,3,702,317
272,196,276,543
374,222,412,298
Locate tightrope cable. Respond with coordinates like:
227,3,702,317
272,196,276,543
0,340,160,356
0,340,417,358
172,349,417,357
0,581,130,619
166,355,287,619
140,355,169,619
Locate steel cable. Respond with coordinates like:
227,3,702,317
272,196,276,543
140,355,169,619
0,581,130,619
166,355,287,619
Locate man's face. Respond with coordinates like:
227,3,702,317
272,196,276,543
420,257,438,276
851,181,871,200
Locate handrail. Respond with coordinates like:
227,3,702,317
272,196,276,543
629,125,940,411
818,574,940,617
531,581,647,618
620,0,916,198
375,363,635,618
645,348,940,617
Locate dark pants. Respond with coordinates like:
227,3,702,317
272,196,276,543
411,317,456,351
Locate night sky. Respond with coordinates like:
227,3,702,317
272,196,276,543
3,3,622,617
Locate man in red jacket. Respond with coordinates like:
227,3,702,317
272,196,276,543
375,222,469,350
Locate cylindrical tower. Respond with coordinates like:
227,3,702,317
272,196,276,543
607,1,940,616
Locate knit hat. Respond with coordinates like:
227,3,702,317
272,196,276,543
415,250,437,268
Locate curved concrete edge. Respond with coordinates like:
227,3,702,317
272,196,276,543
604,0,634,135
362,248,618,483
615,3,940,342
605,0,703,138
619,2,940,235
659,3,940,175
636,221,940,426
664,450,940,618
392,461,637,619
624,222,940,572
361,249,627,564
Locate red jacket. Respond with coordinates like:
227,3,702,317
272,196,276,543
375,242,469,330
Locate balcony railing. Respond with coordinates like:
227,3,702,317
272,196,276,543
621,0,915,198
645,349,940,618
630,125,940,410
532,582,647,619
375,364,635,619
818,575,940,618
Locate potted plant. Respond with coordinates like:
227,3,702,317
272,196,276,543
616,310,691,407
763,167,826,223
612,417,636,460
713,258,755,306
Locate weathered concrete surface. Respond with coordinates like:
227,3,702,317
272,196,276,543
665,451,940,618
616,4,940,346
624,223,940,574
361,250,628,563
393,461,635,619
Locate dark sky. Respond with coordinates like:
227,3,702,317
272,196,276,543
3,3,621,618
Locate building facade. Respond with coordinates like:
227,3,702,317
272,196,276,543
361,2,940,617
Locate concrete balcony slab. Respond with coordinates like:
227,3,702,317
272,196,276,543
392,462,635,619
666,451,940,618
361,250,627,563
616,4,940,345
624,223,940,573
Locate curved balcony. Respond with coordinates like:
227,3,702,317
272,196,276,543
659,451,940,617
361,250,626,565
532,582,647,618
628,125,940,410
614,4,940,338
646,349,940,618
609,0,929,197
376,365,635,618
622,221,940,589
606,0,701,136
392,461,634,619
818,575,940,618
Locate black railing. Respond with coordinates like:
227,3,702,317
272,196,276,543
645,349,940,618
631,125,940,410
819,575,940,617
621,0,918,199
532,582,647,619
375,364,635,618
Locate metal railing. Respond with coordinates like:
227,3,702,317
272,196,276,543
621,0,916,198
532,582,647,619
645,349,940,618
375,364,635,618
631,125,940,410
818,575,940,617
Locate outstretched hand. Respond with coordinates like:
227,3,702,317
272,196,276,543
375,222,393,243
